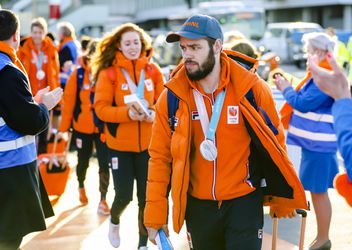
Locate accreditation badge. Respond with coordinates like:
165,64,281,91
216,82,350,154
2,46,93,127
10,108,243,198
200,139,217,161
36,70,45,80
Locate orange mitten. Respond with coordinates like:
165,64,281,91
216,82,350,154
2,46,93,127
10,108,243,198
269,205,296,218
334,172,352,207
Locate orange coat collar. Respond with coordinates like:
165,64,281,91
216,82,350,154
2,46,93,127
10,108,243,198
0,41,27,75
166,50,259,102
58,36,74,52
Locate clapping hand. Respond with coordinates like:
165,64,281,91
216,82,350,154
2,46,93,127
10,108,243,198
308,53,351,100
273,73,292,92
34,86,63,110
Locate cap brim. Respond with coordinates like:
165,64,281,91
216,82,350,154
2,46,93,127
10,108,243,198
166,31,207,43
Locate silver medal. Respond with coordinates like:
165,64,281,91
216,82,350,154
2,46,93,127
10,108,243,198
200,139,217,161
36,70,45,80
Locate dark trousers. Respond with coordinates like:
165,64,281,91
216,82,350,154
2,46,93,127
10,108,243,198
37,127,48,154
108,149,149,247
74,131,110,200
185,189,264,250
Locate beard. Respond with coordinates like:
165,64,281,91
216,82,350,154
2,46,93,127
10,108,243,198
185,48,215,81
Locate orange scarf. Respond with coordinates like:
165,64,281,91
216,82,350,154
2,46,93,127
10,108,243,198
0,41,27,75
57,36,74,52
280,59,332,129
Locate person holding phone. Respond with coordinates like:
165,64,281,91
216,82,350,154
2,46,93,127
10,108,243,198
92,23,165,249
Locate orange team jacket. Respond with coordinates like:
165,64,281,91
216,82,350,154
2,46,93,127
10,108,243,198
18,37,60,95
59,58,97,134
94,49,165,152
144,50,309,233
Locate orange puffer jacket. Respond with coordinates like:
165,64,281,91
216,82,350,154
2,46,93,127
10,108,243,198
94,49,165,152
59,59,97,134
18,37,60,95
144,50,308,233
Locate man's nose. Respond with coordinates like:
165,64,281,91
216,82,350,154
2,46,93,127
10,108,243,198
183,50,193,60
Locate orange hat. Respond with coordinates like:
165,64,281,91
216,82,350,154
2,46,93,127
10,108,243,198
334,172,352,207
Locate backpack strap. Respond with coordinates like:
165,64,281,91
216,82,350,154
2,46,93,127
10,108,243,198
104,67,119,137
73,67,85,122
167,89,179,133
245,89,278,136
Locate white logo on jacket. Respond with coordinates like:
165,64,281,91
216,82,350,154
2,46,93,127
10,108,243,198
145,79,153,91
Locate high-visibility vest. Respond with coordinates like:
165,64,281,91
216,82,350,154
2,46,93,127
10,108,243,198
286,78,337,153
0,53,37,169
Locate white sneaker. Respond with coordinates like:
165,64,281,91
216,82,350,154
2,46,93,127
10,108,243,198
138,247,148,250
108,220,120,248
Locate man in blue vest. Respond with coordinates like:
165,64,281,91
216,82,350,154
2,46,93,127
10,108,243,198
0,9,63,250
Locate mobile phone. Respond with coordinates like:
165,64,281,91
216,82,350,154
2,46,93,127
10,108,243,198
155,229,174,250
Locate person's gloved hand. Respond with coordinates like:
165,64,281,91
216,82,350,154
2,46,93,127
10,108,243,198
270,205,296,218
146,224,169,245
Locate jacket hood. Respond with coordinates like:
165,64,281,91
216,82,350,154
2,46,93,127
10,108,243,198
166,49,260,102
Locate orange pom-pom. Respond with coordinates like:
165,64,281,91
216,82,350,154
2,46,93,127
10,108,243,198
334,172,352,207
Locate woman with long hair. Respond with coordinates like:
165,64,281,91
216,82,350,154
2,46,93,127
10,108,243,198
274,32,338,250
91,23,165,249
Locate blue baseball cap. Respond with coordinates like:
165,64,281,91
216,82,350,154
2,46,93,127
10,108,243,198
166,14,223,43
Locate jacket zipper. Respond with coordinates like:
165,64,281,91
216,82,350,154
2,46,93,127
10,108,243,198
132,61,142,152
211,92,217,200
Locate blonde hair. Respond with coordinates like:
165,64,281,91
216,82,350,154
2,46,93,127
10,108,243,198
31,17,47,33
302,32,336,53
57,21,76,39
225,39,258,59
91,23,152,82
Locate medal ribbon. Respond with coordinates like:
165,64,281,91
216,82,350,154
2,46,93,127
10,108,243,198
121,68,145,99
32,50,44,71
193,89,226,141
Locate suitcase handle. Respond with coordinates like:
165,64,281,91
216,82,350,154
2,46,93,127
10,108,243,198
272,209,307,250
48,129,59,170
295,209,307,218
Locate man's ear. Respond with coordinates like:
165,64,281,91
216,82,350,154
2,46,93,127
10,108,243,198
214,39,222,54
12,31,19,43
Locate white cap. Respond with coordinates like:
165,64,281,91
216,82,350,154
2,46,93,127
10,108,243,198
302,32,336,53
